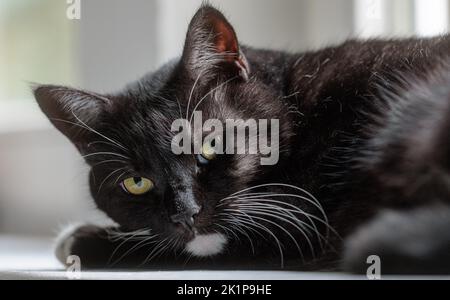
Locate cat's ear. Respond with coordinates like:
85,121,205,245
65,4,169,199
33,84,111,147
181,5,249,81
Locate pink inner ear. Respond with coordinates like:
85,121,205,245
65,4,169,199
186,6,250,80
211,18,249,81
214,21,239,55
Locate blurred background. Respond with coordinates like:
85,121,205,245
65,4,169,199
0,0,449,237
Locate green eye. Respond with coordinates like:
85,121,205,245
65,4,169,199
121,177,154,195
201,139,217,161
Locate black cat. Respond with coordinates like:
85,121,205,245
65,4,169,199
34,5,450,274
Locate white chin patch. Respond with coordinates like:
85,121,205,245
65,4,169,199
185,233,227,257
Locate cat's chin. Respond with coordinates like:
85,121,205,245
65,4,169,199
185,232,228,257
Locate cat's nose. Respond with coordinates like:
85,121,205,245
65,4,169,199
170,214,194,230
170,206,201,231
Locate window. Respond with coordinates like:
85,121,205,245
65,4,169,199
415,0,449,36
0,0,77,103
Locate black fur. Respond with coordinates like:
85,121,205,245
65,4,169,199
34,5,450,274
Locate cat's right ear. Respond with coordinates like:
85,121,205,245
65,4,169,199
33,85,111,148
181,5,250,82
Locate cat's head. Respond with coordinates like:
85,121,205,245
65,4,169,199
34,5,293,257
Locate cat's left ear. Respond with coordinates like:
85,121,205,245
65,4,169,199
33,84,112,150
181,5,250,82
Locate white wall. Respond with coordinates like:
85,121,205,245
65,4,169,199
77,0,356,93
0,129,93,235
156,0,354,65
74,0,450,93
414,0,449,36
77,0,159,93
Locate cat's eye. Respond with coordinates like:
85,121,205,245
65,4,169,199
121,177,154,195
198,139,217,164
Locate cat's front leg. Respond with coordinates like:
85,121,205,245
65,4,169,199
54,224,297,270
54,225,251,270
55,224,127,269
55,224,179,269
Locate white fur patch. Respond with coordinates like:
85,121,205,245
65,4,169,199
54,223,83,266
185,233,227,257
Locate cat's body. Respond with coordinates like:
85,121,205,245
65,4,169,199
35,5,450,274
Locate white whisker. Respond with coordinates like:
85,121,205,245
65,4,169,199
97,168,126,193
226,208,304,262
230,205,315,258
142,238,169,265
92,159,128,168
229,183,327,223
188,76,238,125
235,197,341,243
82,151,130,160
217,217,256,254
108,233,158,266
227,210,285,268
186,72,203,120
71,111,128,152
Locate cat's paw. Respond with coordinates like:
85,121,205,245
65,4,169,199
54,224,108,267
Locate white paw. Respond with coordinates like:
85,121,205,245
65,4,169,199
54,223,84,266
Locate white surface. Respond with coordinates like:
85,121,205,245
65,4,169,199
0,234,365,280
0,235,60,270
1,235,449,280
